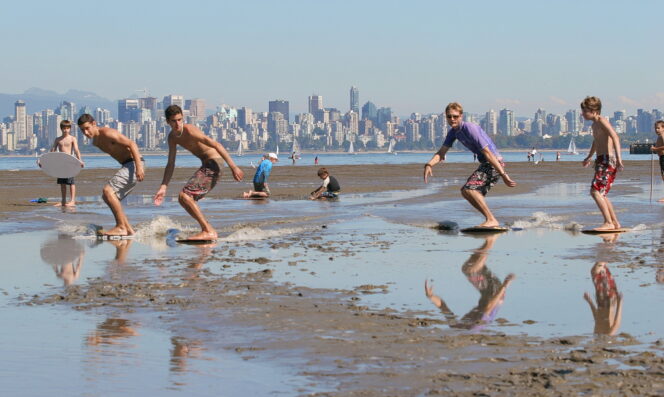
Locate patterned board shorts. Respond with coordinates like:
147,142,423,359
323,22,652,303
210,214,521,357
462,161,504,196
182,158,223,201
592,155,617,196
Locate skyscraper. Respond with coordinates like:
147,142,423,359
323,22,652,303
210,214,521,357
361,101,377,122
498,109,514,136
118,99,139,123
237,107,253,128
163,94,185,110
185,98,207,122
350,86,359,113
484,109,497,135
268,99,289,122
14,100,27,141
308,95,323,115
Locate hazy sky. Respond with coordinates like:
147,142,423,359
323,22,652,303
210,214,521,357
2,0,663,117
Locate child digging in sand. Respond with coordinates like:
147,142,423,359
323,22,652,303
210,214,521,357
580,96,624,231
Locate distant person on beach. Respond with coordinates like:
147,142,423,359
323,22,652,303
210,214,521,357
314,155,319,165
424,102,517,228
153,105,244,241
583,261,623,335
243,152,278,198
581,96,623,231
309,167,341,200
425,234,516,330
77,114,144,237
556,151,561,161
650,120,664,202
46,120,83,207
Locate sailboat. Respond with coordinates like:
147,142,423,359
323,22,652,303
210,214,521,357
567,136,579,155
348,140,356,155
289,139,301,160
236,141,243,157
387,139,397,155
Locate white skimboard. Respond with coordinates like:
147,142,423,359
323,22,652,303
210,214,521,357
39,152,83,178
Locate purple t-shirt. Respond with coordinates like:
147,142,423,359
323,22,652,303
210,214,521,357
443,121,501,163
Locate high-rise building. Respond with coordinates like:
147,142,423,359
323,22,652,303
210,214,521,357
237,107,253,128
139,97,158,119
185,98,206,122
308,95,323,115
163,94,185,109
95,108,112,125
14,100,27,141
361,101,377,122
58,101,76,124
484,109,497,135
377,107,392,130
268,99,289,122
118,99,139,123
498,109,514,136
565,110,580,134
637,109,653,133
350,86,359,113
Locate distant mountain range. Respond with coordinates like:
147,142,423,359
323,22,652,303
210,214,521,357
0,88,116,119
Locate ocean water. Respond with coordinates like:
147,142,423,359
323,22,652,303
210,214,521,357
1,167,663,394
0,149,650,171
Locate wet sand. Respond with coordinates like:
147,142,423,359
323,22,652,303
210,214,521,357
3,160,664,395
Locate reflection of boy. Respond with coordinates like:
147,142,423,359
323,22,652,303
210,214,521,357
424,234,515,330
49,120,83,207
243,153,278,198
650,120,664,202
583,262,623,335
310,167,341,200
581,96,623,231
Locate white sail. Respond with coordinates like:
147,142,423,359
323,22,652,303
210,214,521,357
348,141,355,154
290,139,301,159
387,139,397,154
236,141,243,157
568,136,578,155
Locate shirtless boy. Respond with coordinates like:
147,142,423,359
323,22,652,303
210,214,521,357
581,96,624,231
153,105,244,241
77,114,145,236
48,120,83,206
424,102,517,228
650,120,664,202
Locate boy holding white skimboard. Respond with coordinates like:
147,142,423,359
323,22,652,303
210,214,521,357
45,120,84,207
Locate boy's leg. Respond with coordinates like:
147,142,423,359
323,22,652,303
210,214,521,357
102,184,134,235
590,189,616,230
66,184,76,206
178,191,216,239
460,163,500,227
461,189,498,227
57,183,66,206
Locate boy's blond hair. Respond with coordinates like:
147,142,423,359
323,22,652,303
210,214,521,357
445,102,463,115
580,96,602,114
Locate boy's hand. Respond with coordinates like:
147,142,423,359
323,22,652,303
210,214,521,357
136,166,145,182
582,157,592,167
502,173,516,187
423,164,433,183
231,166,244,182
616,160,624,171
153,186,167,206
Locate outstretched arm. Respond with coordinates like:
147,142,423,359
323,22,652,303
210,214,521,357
482,148,516,187
199,131,244,182
424,145,450,183
310,185,324,200
154,137,177,206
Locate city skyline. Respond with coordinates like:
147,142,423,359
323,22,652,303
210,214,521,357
2,0,663,116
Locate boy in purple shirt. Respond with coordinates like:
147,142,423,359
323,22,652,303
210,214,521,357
424,102,517,228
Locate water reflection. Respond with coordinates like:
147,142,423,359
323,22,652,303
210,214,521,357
86,318,139,347
425,234,516,330
583,262,623,335
170,336,204,373
40,235,85,286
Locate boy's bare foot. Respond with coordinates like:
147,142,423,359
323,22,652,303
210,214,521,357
102,226,134,236
477,220,500,228
187,231,217,241
64,201,76,207
54,202,64,207
242,192,250,198
593,222,616,231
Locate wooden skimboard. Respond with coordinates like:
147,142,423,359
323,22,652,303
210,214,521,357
461,226,509,234
581,228,630,235
39,152,83,178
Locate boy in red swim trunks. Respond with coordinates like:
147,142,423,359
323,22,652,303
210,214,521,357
153,105,244,241
581,96,624,231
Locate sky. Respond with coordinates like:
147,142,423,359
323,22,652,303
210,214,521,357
2,0,664,117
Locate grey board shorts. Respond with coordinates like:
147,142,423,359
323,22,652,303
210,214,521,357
107,159,143,201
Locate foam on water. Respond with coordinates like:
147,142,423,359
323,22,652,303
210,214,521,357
511,211,577,230
221,225,310,242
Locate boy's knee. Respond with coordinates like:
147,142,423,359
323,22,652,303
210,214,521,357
102,185,116,199
178,191,193,203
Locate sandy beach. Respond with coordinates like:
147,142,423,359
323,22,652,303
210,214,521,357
2,160,664,395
